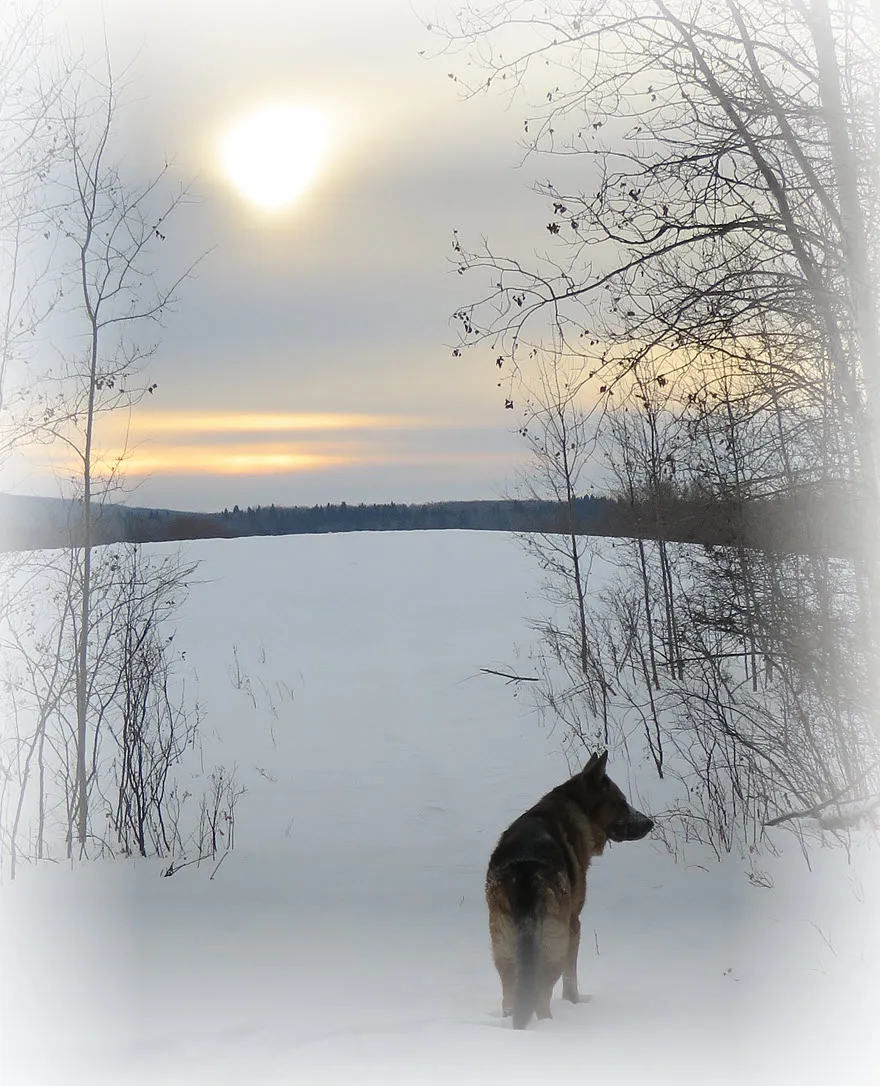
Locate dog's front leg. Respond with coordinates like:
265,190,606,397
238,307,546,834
562,915,581,1003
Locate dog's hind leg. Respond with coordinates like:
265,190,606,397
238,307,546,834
535,983,554,1020
562,915,581,1003
496,960,516,1016
488,900,518,1017
536,959,564,1020
534,910,567,1020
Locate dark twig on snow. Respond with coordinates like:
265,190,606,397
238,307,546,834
479,667,540,684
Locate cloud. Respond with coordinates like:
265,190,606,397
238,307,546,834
119,411,431,435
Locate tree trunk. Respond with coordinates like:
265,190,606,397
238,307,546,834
74,314,98,852
809,0,880,491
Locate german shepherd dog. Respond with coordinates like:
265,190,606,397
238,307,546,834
485,751,653,1029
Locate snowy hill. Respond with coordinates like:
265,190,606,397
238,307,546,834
1,530,878,1085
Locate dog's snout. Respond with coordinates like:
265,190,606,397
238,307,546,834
606,806,654,842
625,807,654,840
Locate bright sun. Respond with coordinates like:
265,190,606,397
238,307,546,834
220,104,330,211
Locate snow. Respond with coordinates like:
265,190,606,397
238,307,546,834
1,530,878,1085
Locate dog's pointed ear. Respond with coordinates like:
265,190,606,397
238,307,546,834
583,750,608,782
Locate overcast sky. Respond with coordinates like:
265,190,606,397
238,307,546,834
7,0,568,512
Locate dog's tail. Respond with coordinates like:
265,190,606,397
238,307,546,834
509,863,542,1030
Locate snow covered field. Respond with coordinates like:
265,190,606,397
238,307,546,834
2,530,878,1085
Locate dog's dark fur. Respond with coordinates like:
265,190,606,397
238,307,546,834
485,751,653,1029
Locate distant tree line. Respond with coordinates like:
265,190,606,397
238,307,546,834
2,489,862,558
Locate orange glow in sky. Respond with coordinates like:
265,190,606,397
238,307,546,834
14,410,488,480
6,410,520,496
90,411,431,475
116,444,355,476
127,411,429,434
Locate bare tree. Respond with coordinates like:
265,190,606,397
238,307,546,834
0,552,78,876
511,344,879,852
0,2,73,451
32,61,201,853
0,540,219,874
0,31,219,873
432,0,880,847
102,546,201,857
436,1,879,467
513,354,597,675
